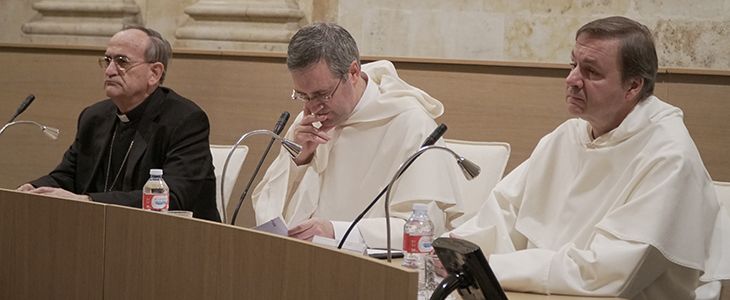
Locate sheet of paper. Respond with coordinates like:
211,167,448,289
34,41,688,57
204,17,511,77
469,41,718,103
312,235,367,254
366,248,403,256
254,216,288,236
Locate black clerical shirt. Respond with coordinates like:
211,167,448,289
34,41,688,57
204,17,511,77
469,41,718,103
91,99,150,193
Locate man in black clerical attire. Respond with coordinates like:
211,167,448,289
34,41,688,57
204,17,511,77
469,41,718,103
17,26,220,222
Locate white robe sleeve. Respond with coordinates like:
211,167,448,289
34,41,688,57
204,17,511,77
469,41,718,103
489,232,653,296
701,189,730,281
252,144,310,225
450,161,529,255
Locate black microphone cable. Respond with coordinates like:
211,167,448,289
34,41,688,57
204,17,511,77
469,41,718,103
230,111,290,225
337,123,447,249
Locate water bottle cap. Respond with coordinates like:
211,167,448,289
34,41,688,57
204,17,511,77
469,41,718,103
149,169,163,176
412,203,428,212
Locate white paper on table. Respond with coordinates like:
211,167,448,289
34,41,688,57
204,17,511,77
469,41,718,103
254,216,289,236
312,235,368,255
365,248,404,256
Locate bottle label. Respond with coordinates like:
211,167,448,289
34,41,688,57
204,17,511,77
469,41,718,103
143,193,169,211
403,233,433,253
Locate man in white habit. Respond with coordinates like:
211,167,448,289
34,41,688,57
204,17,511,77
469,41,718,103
450,16,718,299
252,23,463,248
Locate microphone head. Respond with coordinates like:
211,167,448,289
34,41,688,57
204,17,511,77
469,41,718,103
8,94,36,123
23,94,36,105
421,123,448,147
457,157,480,180
281,139,302,158
17,94,36,115
273,111,290,135
433,123,447,137
41,126,60,140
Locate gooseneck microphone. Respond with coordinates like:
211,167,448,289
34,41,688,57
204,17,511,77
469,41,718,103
0,94,60,140
230,111,290,225
8,94,35,124
337,123,448,249
382,143,480,261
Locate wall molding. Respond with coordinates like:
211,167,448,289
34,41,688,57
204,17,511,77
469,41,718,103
21,0,141,37
175,0,304,50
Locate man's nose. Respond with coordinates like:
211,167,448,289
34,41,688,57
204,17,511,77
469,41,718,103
306,101,324,114
105,62,119,77
565,67,582,89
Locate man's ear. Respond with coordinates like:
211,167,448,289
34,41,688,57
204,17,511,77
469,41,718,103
149,62,165,85
625,76,644,102
348,60,360,79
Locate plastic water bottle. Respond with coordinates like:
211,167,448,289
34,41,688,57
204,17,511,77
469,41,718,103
142,169,169,212
402,203,434,291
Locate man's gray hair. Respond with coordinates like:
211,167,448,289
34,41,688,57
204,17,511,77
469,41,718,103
287,23,360,78
122,25,172,84
577,16,658,102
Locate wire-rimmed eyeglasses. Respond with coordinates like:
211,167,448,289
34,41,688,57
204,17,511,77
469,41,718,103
98,55,150,73
291,78,343,103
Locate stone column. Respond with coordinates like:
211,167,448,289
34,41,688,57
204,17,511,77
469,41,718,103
175,0,305,51
21,0,140,37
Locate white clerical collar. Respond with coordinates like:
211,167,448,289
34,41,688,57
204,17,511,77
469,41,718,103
117,113,130,123
351,71,379,114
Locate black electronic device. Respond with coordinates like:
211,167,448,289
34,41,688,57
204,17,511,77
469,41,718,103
368,252,404,260
430,237,508,300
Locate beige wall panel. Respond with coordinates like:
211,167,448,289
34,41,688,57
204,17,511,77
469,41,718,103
166,53,299,145
0,47,106,189
392,62,570,173
661,74,730,181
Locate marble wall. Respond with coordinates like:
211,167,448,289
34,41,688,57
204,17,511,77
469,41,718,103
337,0,730,70
1,0,728,70
0,0,307,52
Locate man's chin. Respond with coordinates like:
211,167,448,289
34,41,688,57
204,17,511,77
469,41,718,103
566,103,584,116
104,86,122,98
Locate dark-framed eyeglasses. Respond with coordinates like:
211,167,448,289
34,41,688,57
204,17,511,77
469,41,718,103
291,78,344,103
98,55,150,73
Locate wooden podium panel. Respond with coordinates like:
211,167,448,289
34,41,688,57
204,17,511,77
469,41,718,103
102,205,418,300
0,189,626,299
0,189,105,300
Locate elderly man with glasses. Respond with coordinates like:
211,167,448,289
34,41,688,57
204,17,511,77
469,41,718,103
252,23,463,249
17,26,220,222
